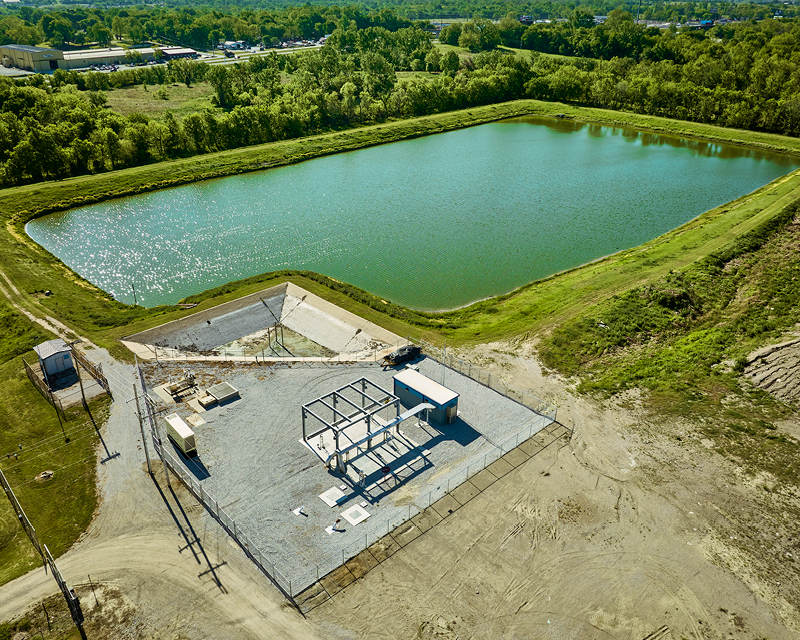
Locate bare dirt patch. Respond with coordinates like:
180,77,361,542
311,341,800,639
746,334,800,408
1,341,799,640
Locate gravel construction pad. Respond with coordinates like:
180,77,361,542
147,356,553,592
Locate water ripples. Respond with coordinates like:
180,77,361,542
27,118,800,309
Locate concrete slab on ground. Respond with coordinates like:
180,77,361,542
143,355,553,594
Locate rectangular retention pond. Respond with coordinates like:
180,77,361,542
27,116,800,309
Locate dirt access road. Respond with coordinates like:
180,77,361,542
1,339,799,639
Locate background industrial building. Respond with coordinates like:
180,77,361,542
0,44,197,72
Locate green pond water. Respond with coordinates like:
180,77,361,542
26,116,800,310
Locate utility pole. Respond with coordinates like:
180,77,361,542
133,381,153,475
76,358,86,409
136,360,169,486
53,396,66,442
0,469,86,638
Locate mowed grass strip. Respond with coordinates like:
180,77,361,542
0,296,108,587
0,353,110,586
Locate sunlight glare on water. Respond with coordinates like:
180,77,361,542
26,117,800,309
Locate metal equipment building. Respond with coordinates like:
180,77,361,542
0,44,198,73
33,339,75,382
0,45,62,72
393,368,459,424
61,46,197,69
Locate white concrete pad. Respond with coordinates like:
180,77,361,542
186,414,206,428
187,398,206,413
341,505,370,526
153,384,175,405
319,486,347,507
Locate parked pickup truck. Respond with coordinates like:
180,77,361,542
383,345,421,366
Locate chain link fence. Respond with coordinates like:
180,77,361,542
140,340,559,599
22,356,66,418
144,338,412,365
413,337,558,420
71,347,112,398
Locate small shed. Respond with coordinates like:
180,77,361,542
33,339,74,381
393,368,459,424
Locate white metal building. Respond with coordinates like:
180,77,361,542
33,338,74,380
392,368,459,424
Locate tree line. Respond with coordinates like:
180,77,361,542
1,1,794,49
5,0,793,22
0,4,415,49
4,15,800,186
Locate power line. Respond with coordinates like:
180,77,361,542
1,416,101,455
1,428,105,473
12,453,100,488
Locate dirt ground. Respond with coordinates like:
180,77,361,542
746,335,800,418
2,340,799,640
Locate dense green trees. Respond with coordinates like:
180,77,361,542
5,10,800,187
0,4,415,50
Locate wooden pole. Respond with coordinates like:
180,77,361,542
76,358,86,408
133,384,152,475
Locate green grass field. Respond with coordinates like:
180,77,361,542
102,81,221,120
1,98,799,590
0,354,109,586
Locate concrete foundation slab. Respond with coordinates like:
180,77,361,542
486,457,514,479
431,494,461,519
341,504,370,526
449,480,480,506
320,487,347,507
153,384,176,405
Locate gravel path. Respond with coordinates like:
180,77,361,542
144,356,552,592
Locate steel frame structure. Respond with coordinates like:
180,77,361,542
301,377,400,472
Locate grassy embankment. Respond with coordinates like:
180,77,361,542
1,99,800,588
7,98,800,357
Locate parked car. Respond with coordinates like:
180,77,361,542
383,345,421,365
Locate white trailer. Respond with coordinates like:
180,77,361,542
164,413,196,455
